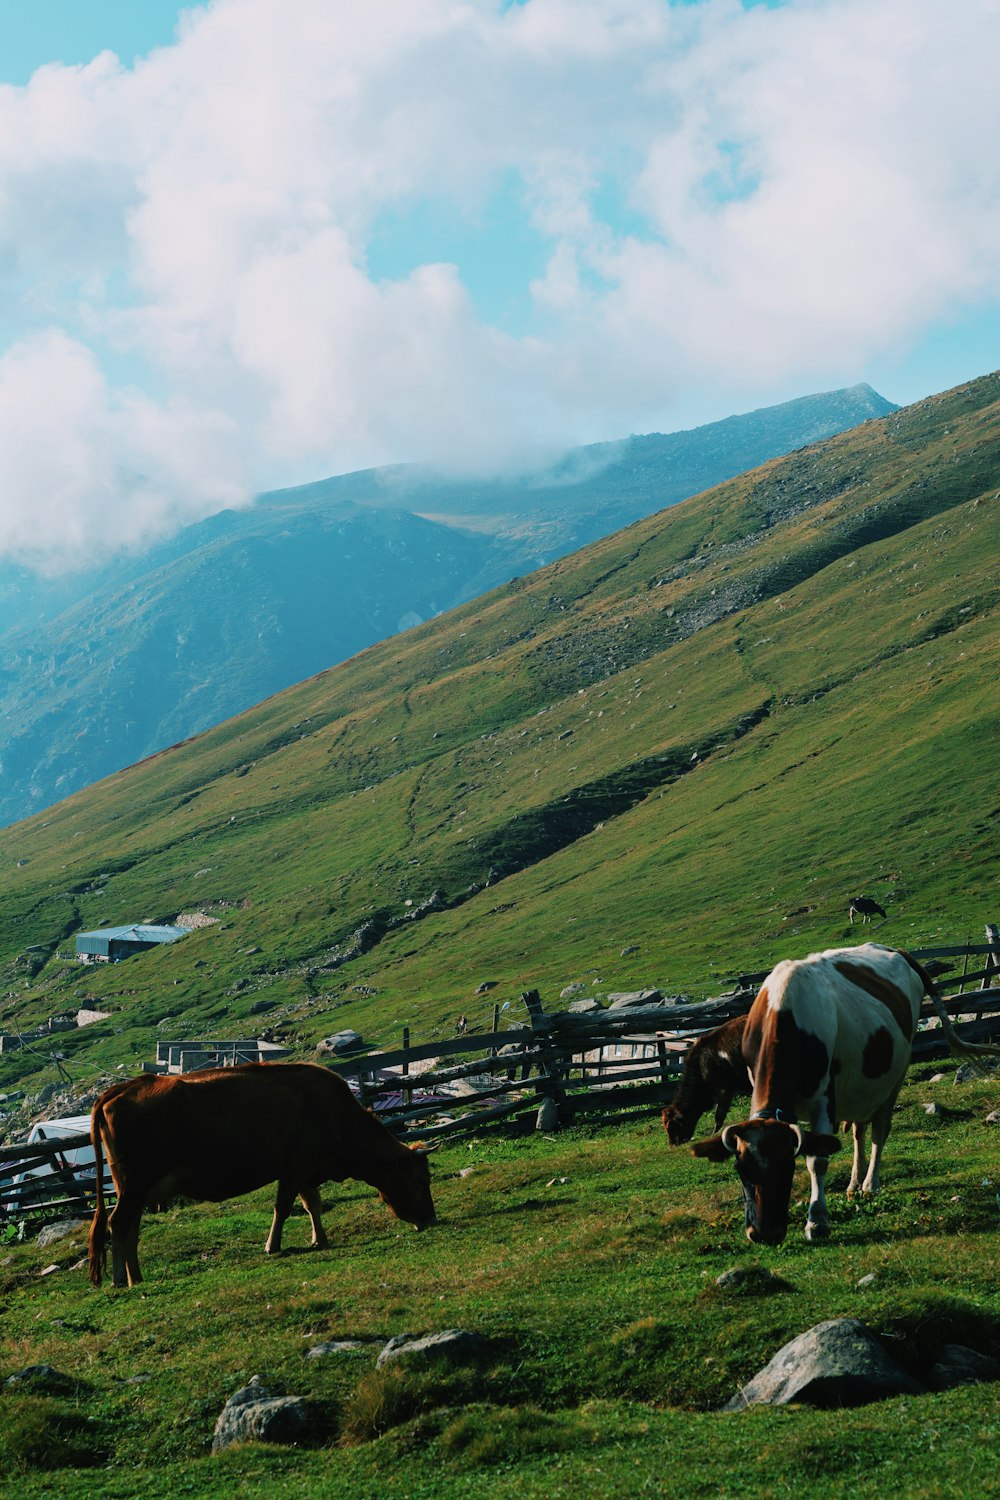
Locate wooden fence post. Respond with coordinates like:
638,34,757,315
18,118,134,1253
656,1037,672,1096
402,1027,411,1110
982,924,999,989
522,990,565,1130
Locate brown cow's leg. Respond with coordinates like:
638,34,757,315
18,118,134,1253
300,1186,329,1249
124,1220,143,1287
713,1090,733,1132
265,1178,297,1254
108,1195,141,1288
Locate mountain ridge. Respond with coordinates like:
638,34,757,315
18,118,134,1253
0,382,894,827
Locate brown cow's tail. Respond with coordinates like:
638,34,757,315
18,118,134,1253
88,1101,108,1287
904,952,1000,1072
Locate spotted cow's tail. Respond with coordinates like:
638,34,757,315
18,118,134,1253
903,952,1000,1072
88,1101,109,1287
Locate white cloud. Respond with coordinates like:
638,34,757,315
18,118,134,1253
0,330,245,571
0,0,998,567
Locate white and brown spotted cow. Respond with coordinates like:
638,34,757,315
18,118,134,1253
690,943,999,1245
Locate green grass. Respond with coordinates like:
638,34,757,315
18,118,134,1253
1,1069,998,1495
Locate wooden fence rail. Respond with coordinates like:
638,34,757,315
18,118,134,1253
3,931,998,1223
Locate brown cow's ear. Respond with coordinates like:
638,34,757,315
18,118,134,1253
798,1131,842,1158
690,1133,734,1162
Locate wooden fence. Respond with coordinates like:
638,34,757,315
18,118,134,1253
330,930,1000,1141
0,1131,108,1228
3,930,997,1227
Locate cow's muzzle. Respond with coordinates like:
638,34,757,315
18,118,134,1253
746,1222,787,1246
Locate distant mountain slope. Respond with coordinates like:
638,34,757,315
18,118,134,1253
0,384,894,828
0,371,995,1119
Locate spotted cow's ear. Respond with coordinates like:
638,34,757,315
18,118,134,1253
690,1132,734,1162
408,1141,442,1156
797,1131,842,1158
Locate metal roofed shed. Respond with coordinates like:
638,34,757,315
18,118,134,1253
76,924,190,964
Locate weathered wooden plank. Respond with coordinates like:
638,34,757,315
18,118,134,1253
326,1029,521,1077
564,1081,667,1116
359,1049,539,1094
561,1063,674,1091
397,1094,537,1141
0,1132,92,1166
379,1080,530,1125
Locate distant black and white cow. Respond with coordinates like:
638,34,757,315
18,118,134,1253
690,943,999,1245
849,896,886,925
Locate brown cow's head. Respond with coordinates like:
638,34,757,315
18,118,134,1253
378,1144,437,1229
691,1119,840,1245
662,1101,699,1147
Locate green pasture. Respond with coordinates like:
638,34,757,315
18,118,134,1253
2,1067,999,1496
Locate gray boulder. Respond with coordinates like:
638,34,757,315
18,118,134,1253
928,1344,1000,1390
607,989,662,1009
724,1318,924,1411
316,1030,364,1056
35,1219,88,1249
956,1060,1000,1084
567,997,604,1014
377,1330,488,1368
560,982,587,1000
211,1376,310,1453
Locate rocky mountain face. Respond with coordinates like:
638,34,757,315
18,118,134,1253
0,383,894,827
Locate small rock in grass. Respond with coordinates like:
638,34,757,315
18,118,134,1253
305,1341,365,1359
6,1365,77,1394
928,1344,1000,1390
715,1266,793,1296
35,1220,88,1249
377,1330,488,1367
211,1376,310,1453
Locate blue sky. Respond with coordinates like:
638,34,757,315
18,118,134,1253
0,0,997,569
0,2,188,81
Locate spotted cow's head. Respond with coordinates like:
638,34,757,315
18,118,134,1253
690,1120,841,1244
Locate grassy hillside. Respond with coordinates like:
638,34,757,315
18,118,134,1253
0,373,998,1114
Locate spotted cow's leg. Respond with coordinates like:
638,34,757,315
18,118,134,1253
300,1186,329,1250
846,1122,866,1198
265,1177,297,1254
860,1089,900,1196
804,1152,832,1241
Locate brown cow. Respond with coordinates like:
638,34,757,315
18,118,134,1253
88,1062,436,1288
661,1015,750,1145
